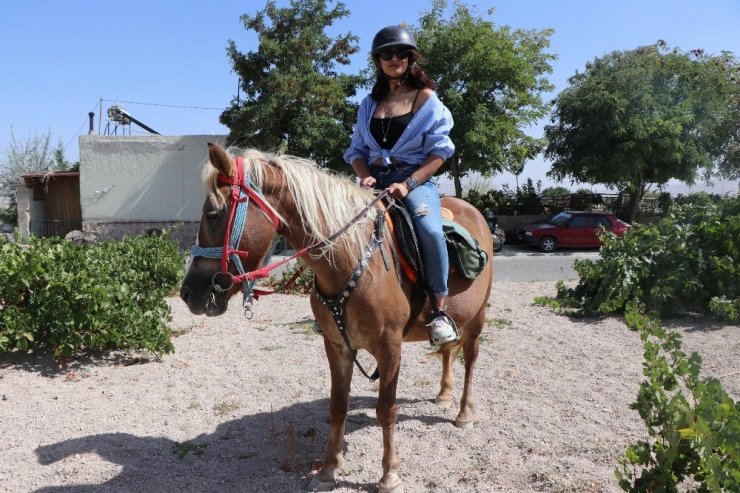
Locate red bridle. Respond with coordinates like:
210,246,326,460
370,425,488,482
191,155,387,309
215,156,281,276
191,156,283,291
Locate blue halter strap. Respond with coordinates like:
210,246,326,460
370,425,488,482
189,156,280,314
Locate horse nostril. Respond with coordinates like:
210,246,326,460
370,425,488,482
180,285,191,303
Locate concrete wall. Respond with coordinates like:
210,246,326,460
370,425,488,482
15,186,32,241
79,135,225,245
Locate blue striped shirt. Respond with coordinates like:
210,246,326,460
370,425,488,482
344,92,455,168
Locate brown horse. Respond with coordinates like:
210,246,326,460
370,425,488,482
180,143,493,493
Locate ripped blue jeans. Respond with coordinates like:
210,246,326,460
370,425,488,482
372,165,448,297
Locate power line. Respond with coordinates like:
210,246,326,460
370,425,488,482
101,99,226,111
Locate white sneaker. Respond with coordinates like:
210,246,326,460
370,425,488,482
429,315,457,345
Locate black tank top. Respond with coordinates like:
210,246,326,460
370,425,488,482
369,90,421,149
370,112,413,149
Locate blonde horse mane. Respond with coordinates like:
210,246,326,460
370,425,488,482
202,148,376,260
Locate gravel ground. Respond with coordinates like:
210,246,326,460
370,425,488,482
0,281,737,493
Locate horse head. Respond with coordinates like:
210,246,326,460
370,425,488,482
179,143,280,316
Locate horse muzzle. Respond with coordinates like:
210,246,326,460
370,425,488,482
180,277,229,317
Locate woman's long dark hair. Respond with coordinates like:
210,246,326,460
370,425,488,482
370,48,437,102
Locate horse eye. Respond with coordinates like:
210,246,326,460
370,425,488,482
205,207,224,219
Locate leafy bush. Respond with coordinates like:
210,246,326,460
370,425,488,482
0,202,16,225
615,307,739,491
261,261,314,295
554,196,739,321
465,180,546,216
0,233,185,358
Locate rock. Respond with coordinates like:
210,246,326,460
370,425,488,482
64,230,97,245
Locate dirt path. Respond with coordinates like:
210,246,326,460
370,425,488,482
1,281,737,492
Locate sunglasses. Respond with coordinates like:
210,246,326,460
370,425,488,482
378,48,410,61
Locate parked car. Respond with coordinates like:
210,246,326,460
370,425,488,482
517,211,630,252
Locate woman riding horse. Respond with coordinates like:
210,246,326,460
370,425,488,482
345,25,458,346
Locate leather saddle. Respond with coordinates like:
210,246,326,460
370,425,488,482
385,199,424,284
384,198,455,284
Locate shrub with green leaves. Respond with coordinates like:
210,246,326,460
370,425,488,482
261,261,314,295
0,202,17,225
0,233,185,358
615,307,739,491
555,196,739,321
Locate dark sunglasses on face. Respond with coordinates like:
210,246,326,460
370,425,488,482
378,48,410,61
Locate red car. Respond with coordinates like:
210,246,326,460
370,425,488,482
517,211,631,252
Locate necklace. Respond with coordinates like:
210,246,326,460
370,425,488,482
380,99,399,143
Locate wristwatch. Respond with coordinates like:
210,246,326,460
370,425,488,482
404,177,419,191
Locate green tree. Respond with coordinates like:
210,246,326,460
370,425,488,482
545,42,740,222
52,140,77,172
1,129,75,225
416,0,556,196
515,178,543,214
1,128,55,195
540,185,571,213
540,185,570,198
220,0,363,170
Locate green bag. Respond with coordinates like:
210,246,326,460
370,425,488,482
442,219,489,280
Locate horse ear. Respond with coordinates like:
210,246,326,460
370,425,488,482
208,142,235,177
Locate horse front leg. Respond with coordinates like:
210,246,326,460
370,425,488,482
435,345,455,408
308,337,353,492
376,340,403,493
455,307,485,429
455,333,479,429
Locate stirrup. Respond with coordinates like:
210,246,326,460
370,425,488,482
427,309,459,345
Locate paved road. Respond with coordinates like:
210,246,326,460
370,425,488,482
492,244,600,282
269,244,600,283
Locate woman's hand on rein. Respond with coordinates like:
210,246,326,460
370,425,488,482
387,182,409,199
359,176,377,189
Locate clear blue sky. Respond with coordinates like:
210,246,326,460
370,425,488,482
1,0,738,194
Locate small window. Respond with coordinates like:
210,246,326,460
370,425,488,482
549,212,572,226
591,216,612,229
570,216,588,228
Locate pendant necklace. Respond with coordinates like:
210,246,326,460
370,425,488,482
380,99,399,143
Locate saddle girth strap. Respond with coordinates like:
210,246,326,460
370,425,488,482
314,209,386,381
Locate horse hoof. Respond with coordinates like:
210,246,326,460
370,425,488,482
306,476,336,492
434,396,453,409
454,418,475,430
378,474,403,493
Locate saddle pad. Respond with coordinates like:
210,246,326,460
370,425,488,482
385,204,422,283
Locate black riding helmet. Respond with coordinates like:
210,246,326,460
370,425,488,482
371,25,417,55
